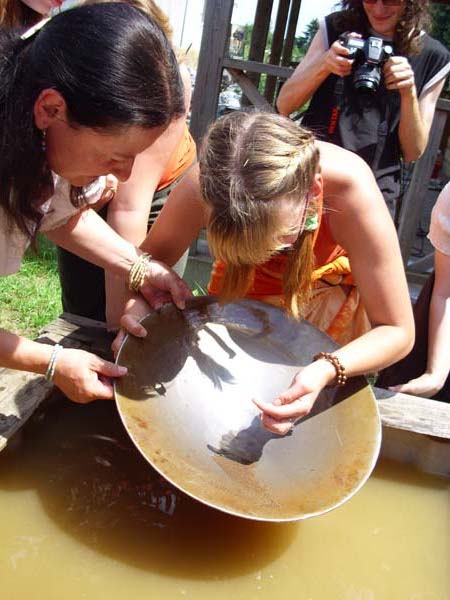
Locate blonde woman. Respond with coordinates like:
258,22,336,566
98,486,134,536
117,111,414,435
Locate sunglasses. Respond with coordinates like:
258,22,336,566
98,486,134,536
362,0,404,5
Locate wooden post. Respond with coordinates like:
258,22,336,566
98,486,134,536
246,0,274,92
189,0,234,143
282,0,301,67
264,0,290,105
397,99,449,265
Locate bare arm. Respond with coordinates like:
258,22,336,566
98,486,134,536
384,59,446,162
0,328,127,403
104,117,187,328
140,164,207,264
323,146,414,374
390,249,450,397
276,30,354,116
111,166,207,351
256,144,414,434
44,207,191,311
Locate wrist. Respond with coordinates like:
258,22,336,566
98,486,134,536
128,253,152,292
399,83,417,100
45,344,63,383
311,356,340,388
313,352,347,387
425,369,448,389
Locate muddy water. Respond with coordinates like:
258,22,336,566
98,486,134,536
0,396,448,600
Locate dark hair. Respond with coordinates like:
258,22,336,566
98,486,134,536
0,2,185,238
336,0,431,55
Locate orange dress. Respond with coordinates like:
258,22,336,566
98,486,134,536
208,195,371,346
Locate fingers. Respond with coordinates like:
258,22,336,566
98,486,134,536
260,413,296,436
84,377,116,401
388,377,436,398
120,314,147,338
168,277,192,310
253,396,312,420
111,328,126,357
384,58,415,90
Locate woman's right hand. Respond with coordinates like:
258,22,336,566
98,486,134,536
52,348,127,403
323,38,355,77
389,373,446,399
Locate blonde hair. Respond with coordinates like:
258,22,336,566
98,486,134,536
81,0,173,41
200,111,320,319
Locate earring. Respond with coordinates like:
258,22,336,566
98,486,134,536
41,129,47,152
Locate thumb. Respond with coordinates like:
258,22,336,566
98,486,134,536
277,375,307,404
91,356,127,378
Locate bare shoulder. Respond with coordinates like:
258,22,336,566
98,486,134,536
317,141,384,212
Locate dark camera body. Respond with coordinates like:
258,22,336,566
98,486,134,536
339,33,394,92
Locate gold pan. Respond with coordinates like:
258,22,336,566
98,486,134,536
115,297,381,521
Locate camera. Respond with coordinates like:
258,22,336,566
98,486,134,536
339,33,394,92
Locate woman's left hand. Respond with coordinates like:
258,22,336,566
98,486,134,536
383,56,416,95
253,359,335,435
140,258,192,310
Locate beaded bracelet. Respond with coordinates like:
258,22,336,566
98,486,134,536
128,253,152,293
45,343,63,383
313,351,347,387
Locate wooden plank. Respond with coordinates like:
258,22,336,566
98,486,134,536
373,386,450,439
189,0,235,143
223,57,293,79
226,67,274,110
264,0,291,104
397,108,447,265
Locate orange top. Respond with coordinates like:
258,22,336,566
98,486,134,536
208,193,353,301
157,124,197,191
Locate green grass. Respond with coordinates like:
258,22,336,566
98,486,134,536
0,235,210,340
0,234,62,338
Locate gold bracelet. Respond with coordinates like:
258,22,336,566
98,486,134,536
128,253,152,293
313,351,347,387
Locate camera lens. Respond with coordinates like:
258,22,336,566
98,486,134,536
353,64,381,92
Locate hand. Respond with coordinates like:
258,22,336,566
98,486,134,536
253,359,335,435
384,56,416,95
140,259,192,311
112,296,151,357
323,37,357,77
389,372,446,398
52,348,127,403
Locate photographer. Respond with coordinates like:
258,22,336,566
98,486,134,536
277,0,450,214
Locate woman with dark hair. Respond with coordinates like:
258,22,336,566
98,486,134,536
277,0,450,215
0,3,191,404
56,0,197,330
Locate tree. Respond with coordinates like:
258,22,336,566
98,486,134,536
429,4,450,50
295,18,319,57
